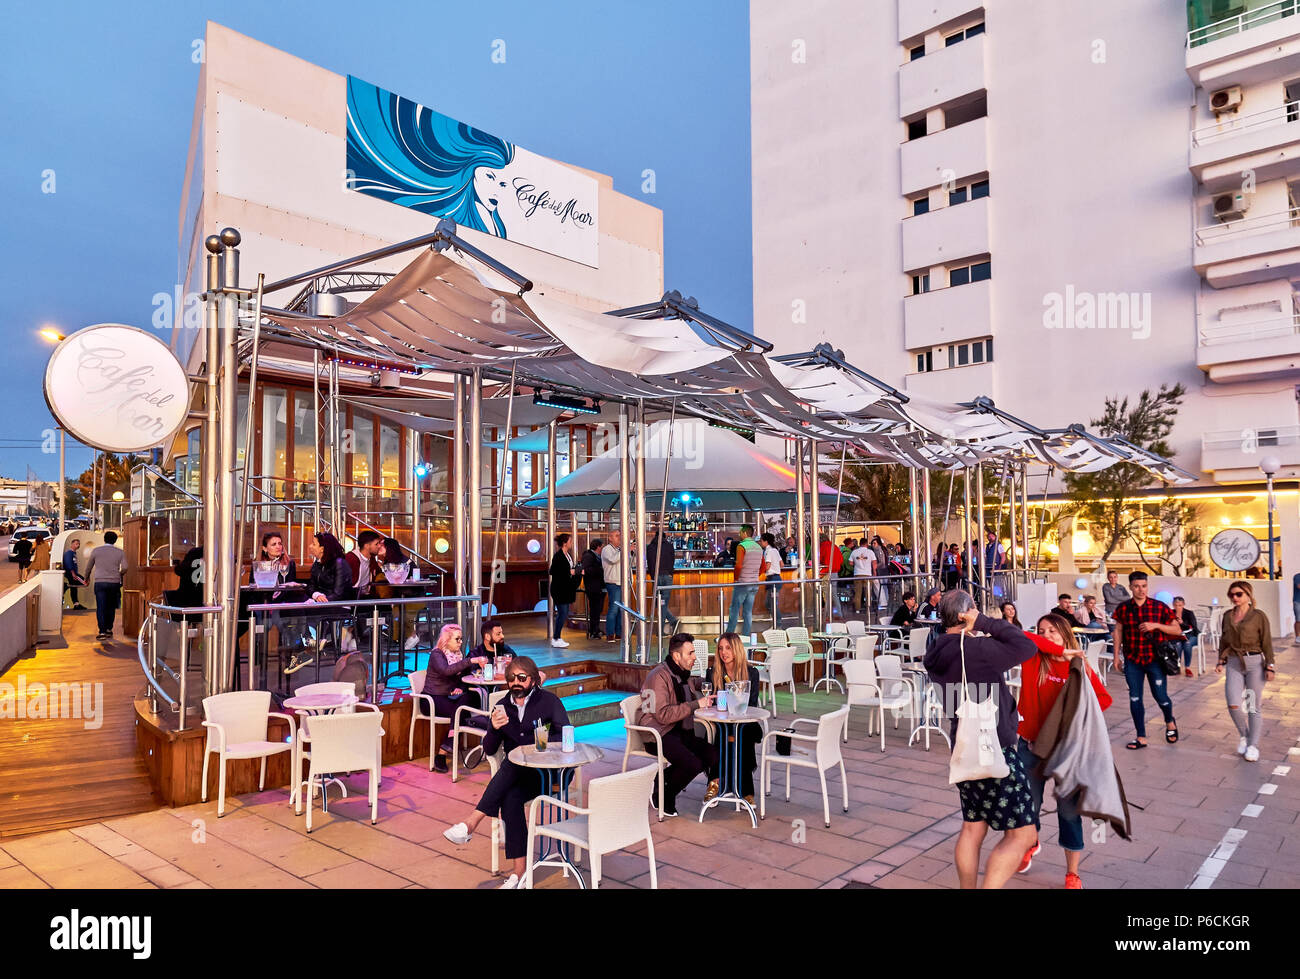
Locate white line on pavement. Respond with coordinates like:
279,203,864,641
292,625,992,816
1242,804,1263,817
1259,783,1278,795
1189,827,1248,889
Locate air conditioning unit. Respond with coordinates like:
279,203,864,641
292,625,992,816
1214,191,1250,222
1210,86,1243,115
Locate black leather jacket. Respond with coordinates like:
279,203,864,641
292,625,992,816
308,557,356,602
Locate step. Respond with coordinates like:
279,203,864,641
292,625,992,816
559,690,626,727
543,671,607,698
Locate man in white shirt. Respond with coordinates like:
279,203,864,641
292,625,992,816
600,531,622,643
848,541,877,613
760,532,785,627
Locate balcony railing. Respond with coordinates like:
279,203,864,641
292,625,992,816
1202,424,1300,451
1188,0,1300,48
1199,312,1300,345
1191,99,1300,148
1194,204,1300,245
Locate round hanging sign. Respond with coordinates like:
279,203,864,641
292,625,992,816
43,324,189,453
1207,528,1261,573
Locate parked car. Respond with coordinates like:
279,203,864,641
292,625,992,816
8,526,51,561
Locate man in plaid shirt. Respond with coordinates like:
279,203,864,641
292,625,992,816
1111,570,1182,749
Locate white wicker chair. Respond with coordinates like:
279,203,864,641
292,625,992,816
523,762,661,889
758,706,850,827
201,691,296,817
842,658,911,751
297,705,384,833
406,669,453,771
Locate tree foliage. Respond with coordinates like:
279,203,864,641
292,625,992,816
1062,383,1186,563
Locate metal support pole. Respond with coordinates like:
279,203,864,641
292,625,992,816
202,236,222,696
217,228,241,693
487,361,517,614
795,439,807,625
922,467,933,592
312,349,321,529
1008,465,1019,576
962,466,972,598
618,408,632,663
328,358,342,534
235,273,265,602
452,375,466,632
546,419,557,645
908,466,921,596
975,463,987,610
809,436,821,629
1267,473,1277,579
468,368,484,640
1020,465,1031,577
57,428,65,532
634,401,649,662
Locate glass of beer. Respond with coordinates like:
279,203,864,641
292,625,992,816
534,720,548,751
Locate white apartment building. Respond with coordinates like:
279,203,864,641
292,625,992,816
751,0,1300,579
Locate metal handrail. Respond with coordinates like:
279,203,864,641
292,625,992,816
1199,312,1300,345
134,463,202,505
611,600,647,623
1188,0,1299,48
244,593,477,613
1194,204,1300,244
1190,98,1300,147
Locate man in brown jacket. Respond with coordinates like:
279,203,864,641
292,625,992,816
636,632,720,816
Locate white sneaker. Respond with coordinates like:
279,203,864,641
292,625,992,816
497,872,521,889
1237,737,1249,756
443,822,472,845
1245,745,1260,762
551,638,569,648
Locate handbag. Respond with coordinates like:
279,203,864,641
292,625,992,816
948,630,1010,785
1155,641,1181,677
774,726,796,756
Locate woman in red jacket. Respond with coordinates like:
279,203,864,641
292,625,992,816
1015,612,1111,889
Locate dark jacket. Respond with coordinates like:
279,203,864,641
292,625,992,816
62,548,82,583
344,550,381,595
174,547,204,607
483,687,570,757
549,549,580,603
1178,608,1199,638
890,604,919,628
470,640,517,661
923,613,1037,750
645,536,676,578
308,557,356,603
579,548,605,591
422,646,480,698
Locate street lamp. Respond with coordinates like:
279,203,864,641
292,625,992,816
1261,455,1281,580
40,327,66,532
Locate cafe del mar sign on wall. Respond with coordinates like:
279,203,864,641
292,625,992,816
1207,527,1262,574
43,324,189,454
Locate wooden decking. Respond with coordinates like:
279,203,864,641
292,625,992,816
0,609,159,840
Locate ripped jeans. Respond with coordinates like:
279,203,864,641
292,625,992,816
1224,654,1265,749
1123,657,1174,739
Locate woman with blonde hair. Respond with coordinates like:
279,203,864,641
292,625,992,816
420,623,489,773
1216,580,1275,763
710,632,762,802
1014,613,1111,889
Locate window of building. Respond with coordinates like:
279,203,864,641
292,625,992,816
915,350,934,373
948,260,991,287
911,272,931,295
946,338,994,369
912,196,930,216
379,421,401,499
945,92,988,128
908,43,925,61
907,117,928,141
945,22,985,46
948,177,989,207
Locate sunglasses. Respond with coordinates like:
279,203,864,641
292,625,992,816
1228,591,1244,598
507,673,531,682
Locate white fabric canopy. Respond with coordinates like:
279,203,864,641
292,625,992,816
520,419,854,512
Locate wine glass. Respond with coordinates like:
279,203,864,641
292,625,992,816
700,681,713,701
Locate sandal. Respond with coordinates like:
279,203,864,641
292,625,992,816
1165,724,1179,744
1125,740,1147,750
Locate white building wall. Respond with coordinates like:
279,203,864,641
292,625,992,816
751,0,1300,487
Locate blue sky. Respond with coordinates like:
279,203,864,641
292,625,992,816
0,0,752,481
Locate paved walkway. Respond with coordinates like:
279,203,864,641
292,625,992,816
3,632,1297,889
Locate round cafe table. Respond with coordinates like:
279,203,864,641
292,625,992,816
694,705,770,827
283,691,357,812
463,672,506,710
508,742,604,887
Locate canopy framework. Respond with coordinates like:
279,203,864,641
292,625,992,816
194,219,1196,679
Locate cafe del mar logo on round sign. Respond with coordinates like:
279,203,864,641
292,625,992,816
1207,527,1261,573
43,324,189,454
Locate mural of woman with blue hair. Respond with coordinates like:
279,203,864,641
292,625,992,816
346,75,515,237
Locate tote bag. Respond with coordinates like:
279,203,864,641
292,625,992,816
948,630,1010,784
